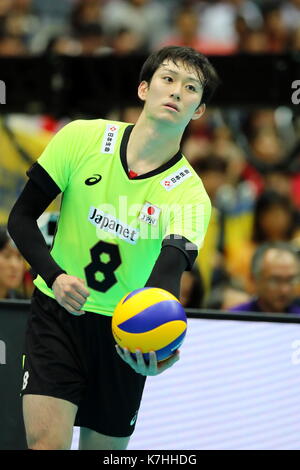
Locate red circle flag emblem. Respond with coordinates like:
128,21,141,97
110,126,117,131
147,206,155,215
164,181,171,187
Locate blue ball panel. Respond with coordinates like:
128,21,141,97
122,287,151,304
131,330,187,362
118,300,186,333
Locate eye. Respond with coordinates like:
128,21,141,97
186,84,197,92
163,76,173,82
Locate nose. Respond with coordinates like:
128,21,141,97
170,91,181,101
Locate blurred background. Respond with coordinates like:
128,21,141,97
0,0,299,310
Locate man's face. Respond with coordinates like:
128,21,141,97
138,60,205,129
254,249,300,313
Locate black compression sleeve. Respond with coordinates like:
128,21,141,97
145,245,188,299
7,179,66,288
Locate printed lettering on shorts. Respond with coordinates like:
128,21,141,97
101,124,119,154
160,166,192,191
22,371,29,391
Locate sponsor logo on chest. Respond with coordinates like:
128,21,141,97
160,165,192,191
101,124,119,154
88,206,139,244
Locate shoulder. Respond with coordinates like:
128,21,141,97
58,118,128,134
173,157,211,205
54,118,129,147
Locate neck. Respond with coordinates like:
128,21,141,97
127,112,183,174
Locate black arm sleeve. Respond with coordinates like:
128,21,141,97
7,175,66,288
145,245,189,299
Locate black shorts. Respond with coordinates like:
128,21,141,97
21,288,146,437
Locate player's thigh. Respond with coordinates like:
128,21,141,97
23,394,78,450
79,426,130,450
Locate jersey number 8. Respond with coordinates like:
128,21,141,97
84,241,121,292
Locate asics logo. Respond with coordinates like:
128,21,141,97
130,411,138,426
85,174,102,186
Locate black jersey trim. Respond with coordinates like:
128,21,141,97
26,162,61,199
162,234,198,270
120,125,184,180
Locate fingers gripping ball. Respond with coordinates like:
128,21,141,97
112,287,187,362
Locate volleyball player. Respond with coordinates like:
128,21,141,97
8,46,219,450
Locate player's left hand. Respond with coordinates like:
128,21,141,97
115,345,180,376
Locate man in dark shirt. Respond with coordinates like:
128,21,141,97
230,242,300,314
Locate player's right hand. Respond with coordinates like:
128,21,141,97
52,274,90,316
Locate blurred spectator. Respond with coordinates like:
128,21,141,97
75,23,112,56
0,32,28,55
110,27,145,55
263,4,289,53
2,0,40,51
205,280,251,310
0,0,11,18
290,27,300,51
193,155,229,300
194,0,263,52
160,6,237,55
45,35,80,56
280,0,300,33
102,0,170,51
70,0,103,33
0,226,26,299
230,242,300,313
238,28,269,53
119,105,143,123
180,269,204,308
228,0,263,30
32,0,74,27
193,154,228,204
30,0,76,53
226,190,300,293
249,127,285,166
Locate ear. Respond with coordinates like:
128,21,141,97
137,81,149,102
191,103,206,121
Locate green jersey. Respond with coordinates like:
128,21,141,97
32,119,211,316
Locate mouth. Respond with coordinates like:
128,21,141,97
163,102,179,112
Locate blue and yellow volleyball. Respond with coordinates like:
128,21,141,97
112,287,187,362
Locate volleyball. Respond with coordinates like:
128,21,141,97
112,287,187,362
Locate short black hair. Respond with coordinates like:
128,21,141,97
193,155,228,174
252,190,297,243
139,45,220,106
251,242,300,279
0,226,10,251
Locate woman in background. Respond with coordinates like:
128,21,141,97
226,190,300,293
0,226,27,299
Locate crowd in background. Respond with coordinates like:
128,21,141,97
0,0,299,313
0,0,299,56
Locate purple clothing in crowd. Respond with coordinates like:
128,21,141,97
230,299,300,314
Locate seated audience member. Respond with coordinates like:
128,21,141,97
226,190,300,292
193,155,228,300
0,226,26,299
205,280,251,311
180,269,204,309
230,242,300,314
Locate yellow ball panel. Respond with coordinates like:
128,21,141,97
111,320,186,353
114,288,179,323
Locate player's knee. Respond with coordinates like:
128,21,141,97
27,429,71,450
